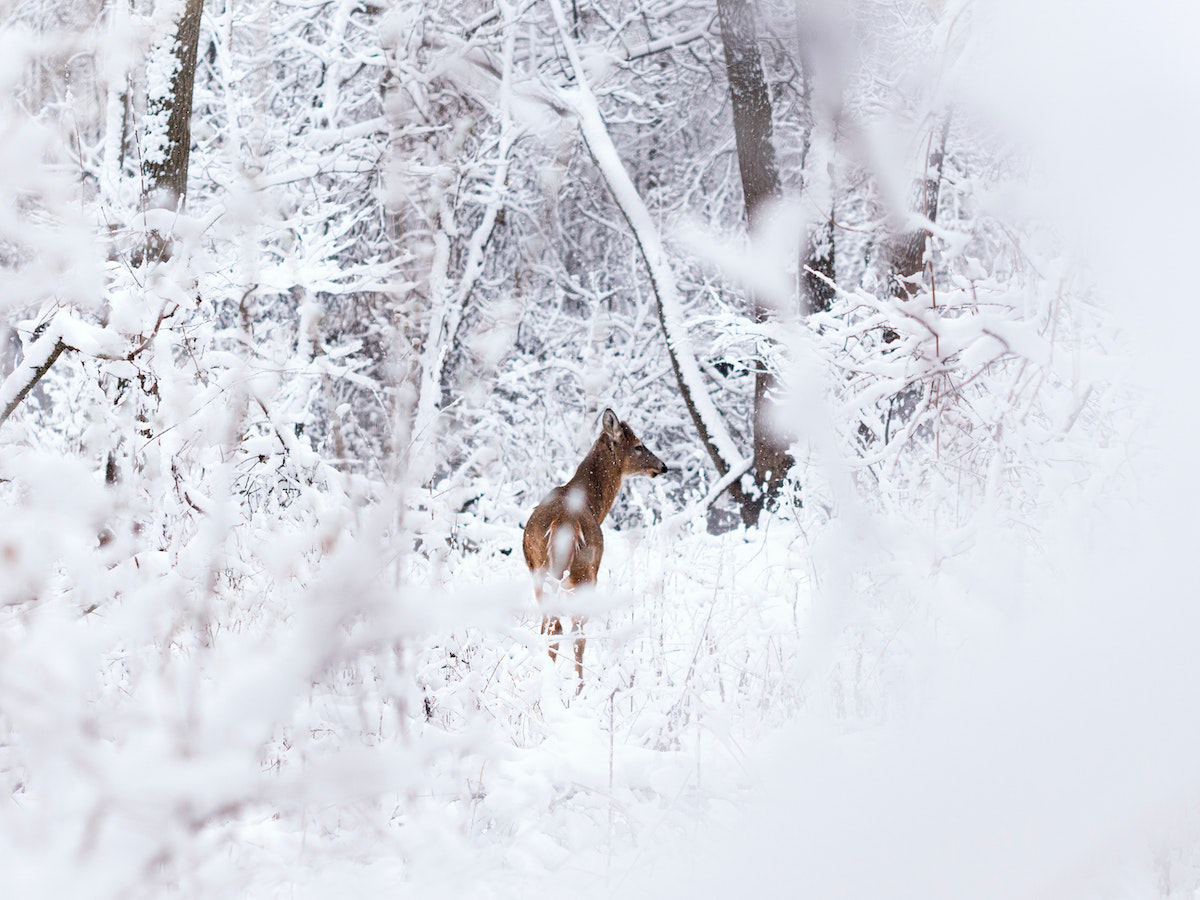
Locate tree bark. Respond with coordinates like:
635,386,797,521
717,0,792,525
885,115,951,301
717,0,781,228
143,0,205,210
804,219,836,313
880,115,952,437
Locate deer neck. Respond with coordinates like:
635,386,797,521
567,438,624,524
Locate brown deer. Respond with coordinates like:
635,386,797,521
522,408,669,690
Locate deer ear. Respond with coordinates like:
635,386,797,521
601,408,620,440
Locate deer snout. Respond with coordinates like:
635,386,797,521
652,462,669,477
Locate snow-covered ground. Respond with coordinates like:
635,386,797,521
0,495,817,897
2,0,1200,896
240,524,816,897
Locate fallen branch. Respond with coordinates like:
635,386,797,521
622,20,713,61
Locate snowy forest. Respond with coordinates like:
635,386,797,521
0,0,1197,895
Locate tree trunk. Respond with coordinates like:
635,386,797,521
717,0,792,526
880,116,952,437
885,115,951,301
792,7,836,316
142,0,205,211
804,219,836,313
717,0,781,227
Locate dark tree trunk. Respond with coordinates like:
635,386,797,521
717,0,792,526
880,116,952,437
885,116,951,301
804,219,836,313
717,0,781,228
142,0,205,210
792,8,836,316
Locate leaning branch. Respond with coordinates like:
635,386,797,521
0,307,174,431
545,0,745,479
0,327,66,430
665,455,755,531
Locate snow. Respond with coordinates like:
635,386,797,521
0,0,1198,897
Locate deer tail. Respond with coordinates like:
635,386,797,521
546,519,584,580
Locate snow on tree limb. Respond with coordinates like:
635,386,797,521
545,0,745,478
410,11,517,483
0,327,65,431
623,20,714,61
0,309,169,431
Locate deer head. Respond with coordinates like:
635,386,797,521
599,408,669,479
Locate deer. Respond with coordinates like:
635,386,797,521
522,408,669,691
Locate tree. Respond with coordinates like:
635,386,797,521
142,0,205,212
884,115,951,303
716,0,792,524
876,115,952,435
543,0,748,490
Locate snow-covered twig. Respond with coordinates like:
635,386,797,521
411,4,518,482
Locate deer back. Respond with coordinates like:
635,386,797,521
522,408,668,588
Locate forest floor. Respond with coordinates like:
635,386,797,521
199,521,815,898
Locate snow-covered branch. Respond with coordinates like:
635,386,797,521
0,327,64,431
0,311,145,430
410,9,518,483
545,0,744,479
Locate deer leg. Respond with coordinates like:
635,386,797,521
535,578,547,635
546,616,563,662
534,576,558,657
572,616,586,693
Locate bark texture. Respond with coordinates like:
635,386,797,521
143,0,205,208
717,0,792,525
804,220,836,313
886,116,951,301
